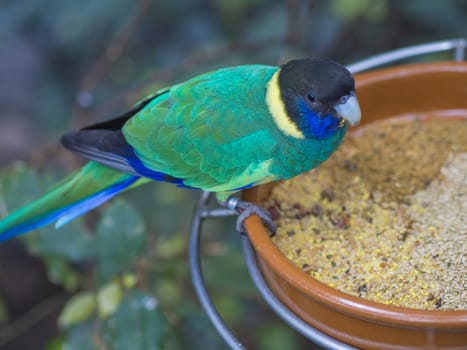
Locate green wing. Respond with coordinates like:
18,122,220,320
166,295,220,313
122,65,281,196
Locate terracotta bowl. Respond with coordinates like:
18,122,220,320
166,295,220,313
243,62,467,350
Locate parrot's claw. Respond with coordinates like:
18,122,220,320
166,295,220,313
224,198,276,236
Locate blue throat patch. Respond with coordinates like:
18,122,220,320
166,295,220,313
296,99,341,139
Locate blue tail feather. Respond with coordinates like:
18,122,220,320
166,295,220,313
0,175,139,242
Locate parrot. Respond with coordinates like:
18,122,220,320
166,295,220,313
0,58,361,242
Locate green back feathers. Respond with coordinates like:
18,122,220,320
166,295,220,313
123,65,282,192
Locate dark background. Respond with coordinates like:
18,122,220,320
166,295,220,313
0,1,465,349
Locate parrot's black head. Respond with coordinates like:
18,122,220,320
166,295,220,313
267,58,361,139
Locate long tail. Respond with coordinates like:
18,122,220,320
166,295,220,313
0,162,146,242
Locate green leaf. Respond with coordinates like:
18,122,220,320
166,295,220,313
46,336,64,350
154,234,186,259
42,255,81,291
58,292,97,328
25,220,96,262
122,273,137,288
96,200,146,284
154,278,182,307
97,280,123,318
61,321,100,350
255,322,300,350
102,290,172,350
176,304,225,350
0,163,46,212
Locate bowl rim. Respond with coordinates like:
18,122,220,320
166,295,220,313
244,60,467,329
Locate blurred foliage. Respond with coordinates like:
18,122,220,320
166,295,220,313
0,0,466,349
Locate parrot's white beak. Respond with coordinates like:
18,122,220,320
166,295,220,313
334,93,361,127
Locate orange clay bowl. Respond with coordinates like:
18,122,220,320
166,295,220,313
242,61,467,350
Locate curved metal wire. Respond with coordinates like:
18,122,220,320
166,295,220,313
188,38,466,350
188,192,245,349
346,38,466,73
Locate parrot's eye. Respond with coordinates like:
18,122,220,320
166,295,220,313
339,95,350,104
306,93,317,104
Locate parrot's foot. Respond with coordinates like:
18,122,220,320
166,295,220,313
224,197,276,236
